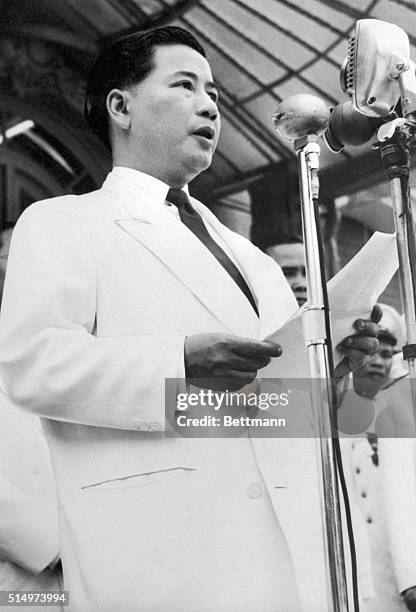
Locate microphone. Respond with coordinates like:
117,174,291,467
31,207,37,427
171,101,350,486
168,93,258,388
273,93,329,141
272,94,380,153
323,100,383,152
273,20,416,153
340,18,410,117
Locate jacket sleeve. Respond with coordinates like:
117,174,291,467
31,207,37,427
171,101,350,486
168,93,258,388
0,203,185,431
0,473,59,574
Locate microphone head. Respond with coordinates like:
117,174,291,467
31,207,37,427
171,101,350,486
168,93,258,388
340,19,408,117
273,94,329,141
323,100,382,152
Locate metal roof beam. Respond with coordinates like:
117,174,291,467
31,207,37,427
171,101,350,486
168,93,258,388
103,0,149,22
276,0,345,37
391,0,416,10
231,0,340,66
144,0,200,27
316,0,372,19
318,0,416,56
218,0,339,104
60,0,106,38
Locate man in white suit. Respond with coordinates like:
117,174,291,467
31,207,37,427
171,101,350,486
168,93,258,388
0,26,380,611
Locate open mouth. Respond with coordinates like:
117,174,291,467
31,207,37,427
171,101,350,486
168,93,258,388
193,126,215,141
294,291,307,306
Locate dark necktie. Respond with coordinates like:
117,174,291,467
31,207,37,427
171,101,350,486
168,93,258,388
167,188,259,317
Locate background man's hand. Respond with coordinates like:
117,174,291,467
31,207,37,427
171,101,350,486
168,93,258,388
335,305,382,379
402,586,416,610
184,333,282,391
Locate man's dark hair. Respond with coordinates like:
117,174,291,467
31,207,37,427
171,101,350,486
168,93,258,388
84,26,206,150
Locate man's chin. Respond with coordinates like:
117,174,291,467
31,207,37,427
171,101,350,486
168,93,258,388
184,153,213,178
296,295,307,306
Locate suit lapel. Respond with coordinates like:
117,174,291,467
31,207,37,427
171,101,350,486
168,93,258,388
103,175,259,337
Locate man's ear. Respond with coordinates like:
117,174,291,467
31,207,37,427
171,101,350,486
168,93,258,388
106,89,131,131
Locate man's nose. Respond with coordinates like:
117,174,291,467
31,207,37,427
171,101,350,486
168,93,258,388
198,94,219,122
292,271,306,288
368,352,384,367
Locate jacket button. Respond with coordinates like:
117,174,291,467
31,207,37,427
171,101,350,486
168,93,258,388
247,483,263,499
134,419,150,431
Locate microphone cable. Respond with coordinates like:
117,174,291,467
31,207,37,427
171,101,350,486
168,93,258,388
312,194,360,612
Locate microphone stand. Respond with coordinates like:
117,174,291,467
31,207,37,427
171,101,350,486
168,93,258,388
294,134,349,612
375,120,416,419
369,58,416,425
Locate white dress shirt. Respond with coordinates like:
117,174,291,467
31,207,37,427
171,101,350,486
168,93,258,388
112,167,247,276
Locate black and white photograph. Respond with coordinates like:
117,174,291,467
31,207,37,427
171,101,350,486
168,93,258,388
0,1,416,611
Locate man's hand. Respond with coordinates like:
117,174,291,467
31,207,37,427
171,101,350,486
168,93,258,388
335,305,382,379
184,333,282,391
402,586,416,610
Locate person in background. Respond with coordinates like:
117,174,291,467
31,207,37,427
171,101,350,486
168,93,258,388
0,227,62,611
340,304,416,611
266,238,307,306
376,313,416,612
266,196,341,307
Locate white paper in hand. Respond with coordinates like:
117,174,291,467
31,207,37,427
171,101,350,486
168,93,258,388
261,232,398,379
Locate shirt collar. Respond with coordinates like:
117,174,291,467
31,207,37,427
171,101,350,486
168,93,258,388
112,167,189,208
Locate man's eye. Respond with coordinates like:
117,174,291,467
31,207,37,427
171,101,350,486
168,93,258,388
282,266,297,276
208,91,219,103
178,81,194,90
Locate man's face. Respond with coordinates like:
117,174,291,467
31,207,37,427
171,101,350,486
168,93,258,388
122,44,220,186
267,243,307,306
353,341,395,397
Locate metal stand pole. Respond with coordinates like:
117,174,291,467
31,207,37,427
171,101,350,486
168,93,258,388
378,132,416,421
296,135,349,612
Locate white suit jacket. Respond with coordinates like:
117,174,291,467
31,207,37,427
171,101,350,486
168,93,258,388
361,375,416,597
0,170,333,611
